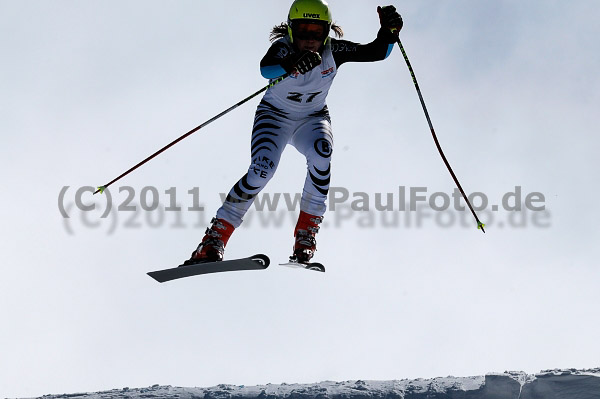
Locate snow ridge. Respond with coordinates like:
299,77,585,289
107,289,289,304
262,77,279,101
13,368,600,399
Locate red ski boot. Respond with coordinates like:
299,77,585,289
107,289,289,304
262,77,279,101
291,211,323,264
184,218,235,265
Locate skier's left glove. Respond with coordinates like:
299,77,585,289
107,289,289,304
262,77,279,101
377,5,403,34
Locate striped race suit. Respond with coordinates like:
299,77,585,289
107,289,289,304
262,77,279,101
216,29,396,227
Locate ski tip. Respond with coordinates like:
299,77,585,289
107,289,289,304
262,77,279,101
279,261,325,273
251,254,270,268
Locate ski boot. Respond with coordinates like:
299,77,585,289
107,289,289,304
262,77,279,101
290,211,323,264
183,217,235,266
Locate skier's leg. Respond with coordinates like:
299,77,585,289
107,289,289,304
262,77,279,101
289,110,333,262
291,112,333,217
216,105,293,227
188,106,292,263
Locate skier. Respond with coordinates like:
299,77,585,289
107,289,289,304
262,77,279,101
185,0,402,266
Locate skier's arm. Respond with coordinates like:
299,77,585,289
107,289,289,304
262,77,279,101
260,41,292,79
260,41,321,78
331,29,396,68
332,5,402,68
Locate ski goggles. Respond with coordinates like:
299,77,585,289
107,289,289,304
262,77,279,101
292,21,328,41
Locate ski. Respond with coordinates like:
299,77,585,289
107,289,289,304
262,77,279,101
148,254,270,283
279,260,325,273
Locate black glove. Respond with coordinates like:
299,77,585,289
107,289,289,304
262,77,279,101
377,5,403,33
291,50,322,74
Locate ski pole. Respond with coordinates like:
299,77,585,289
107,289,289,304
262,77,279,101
94,73,290,195
396,38,486,233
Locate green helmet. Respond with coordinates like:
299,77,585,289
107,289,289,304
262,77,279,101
287,0,333,44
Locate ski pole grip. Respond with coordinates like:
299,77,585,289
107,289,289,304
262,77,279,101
377,5,402,35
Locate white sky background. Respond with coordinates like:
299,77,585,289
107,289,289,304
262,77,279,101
1,0,600,397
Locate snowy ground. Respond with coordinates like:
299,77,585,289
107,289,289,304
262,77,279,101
12,368,599,399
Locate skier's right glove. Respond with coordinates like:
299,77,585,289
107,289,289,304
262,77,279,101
286,50,322,75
